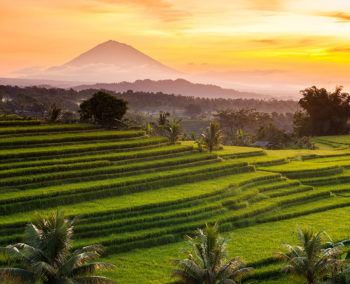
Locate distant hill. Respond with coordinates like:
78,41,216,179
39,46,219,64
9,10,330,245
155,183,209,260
24,40,183,82
73,78,272,99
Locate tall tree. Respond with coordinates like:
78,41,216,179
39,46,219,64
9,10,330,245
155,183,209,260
48,103,62,123
274,225,343,284
158,111,170,126
0,209,116,284
170,223,253,284
214,108,271,141
79,91,128,127
297,86,350,136
202,121,225,153
164,118,184,143
254,123,292,148
184,104,203,119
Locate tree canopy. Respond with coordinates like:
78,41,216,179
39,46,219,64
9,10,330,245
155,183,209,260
213,108,271,141
79,91,128,126
183,103,203,118
0,209,116,284
297,86,350,136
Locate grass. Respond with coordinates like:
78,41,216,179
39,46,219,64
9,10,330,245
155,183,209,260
95,207,350,284
0,145,193,171
0,152,217,187
259,161,340,173
0,137,168,159
0,124,99,135
0,120,41,127
4,127,350,284
0,130,145,146
0,171,274,227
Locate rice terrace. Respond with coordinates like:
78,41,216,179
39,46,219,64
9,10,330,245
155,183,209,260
1,110,350,283
3,1,350,283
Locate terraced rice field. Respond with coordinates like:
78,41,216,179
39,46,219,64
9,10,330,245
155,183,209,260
2,124,350,283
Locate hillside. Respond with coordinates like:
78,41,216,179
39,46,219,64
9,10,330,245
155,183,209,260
1,121,350,283
73,78,272,99
23,40,183,83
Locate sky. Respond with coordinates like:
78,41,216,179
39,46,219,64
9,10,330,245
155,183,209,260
1,0,350,95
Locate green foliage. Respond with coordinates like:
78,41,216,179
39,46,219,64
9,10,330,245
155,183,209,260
254,123,293,149
158,111,171,126
170,223,253,284
231,128,252,147
47,102,62,123
202,121,225,153
183,103,202,119
79,91,128,126
296,86,350,136
0,209,116,284
293,110,312,138
214,108,271,142
164,118,184,143
274,225,344,284
294,136,315,150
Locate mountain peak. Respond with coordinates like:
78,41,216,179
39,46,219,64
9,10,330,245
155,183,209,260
33,41,183,83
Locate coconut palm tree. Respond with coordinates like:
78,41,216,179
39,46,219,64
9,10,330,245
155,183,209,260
170,223,253,284
274,225,343,284
0,209,116,284
202,122,225,153
158,111,170,126
164,118,184,143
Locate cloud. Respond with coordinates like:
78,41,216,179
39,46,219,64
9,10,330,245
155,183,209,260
188,62,194,65
250,39,278,44
320,12,350,23
92,0,191,22
327,47,350,53
244,0,284,11
11,66,45,74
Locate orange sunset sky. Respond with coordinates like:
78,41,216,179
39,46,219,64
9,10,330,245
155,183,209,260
1,0,350,93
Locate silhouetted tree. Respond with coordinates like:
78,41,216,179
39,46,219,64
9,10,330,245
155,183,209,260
214,108,271,142
296,86,350,136
79,91,128,126
183,103,202,119
158,111,170,126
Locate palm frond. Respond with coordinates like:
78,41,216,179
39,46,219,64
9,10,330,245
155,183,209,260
68,263,116,278
0,267,36,284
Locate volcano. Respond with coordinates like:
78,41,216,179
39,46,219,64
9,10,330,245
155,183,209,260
25,40,183,83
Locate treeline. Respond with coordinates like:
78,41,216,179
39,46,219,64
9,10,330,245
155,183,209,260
79,89,300,113
0,85,299,114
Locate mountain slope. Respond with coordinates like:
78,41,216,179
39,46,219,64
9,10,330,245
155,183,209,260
73,78,272,99
25,40,182,82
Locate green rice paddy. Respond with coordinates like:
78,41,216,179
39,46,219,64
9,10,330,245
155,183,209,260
2,123,350,283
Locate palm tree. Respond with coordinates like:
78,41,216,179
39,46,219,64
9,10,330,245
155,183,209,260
164,118,184,143
158,111,170,126
274,225,343,284
49,103,62,123
202,122,225,153
170,223,253,284
0,209,116,284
